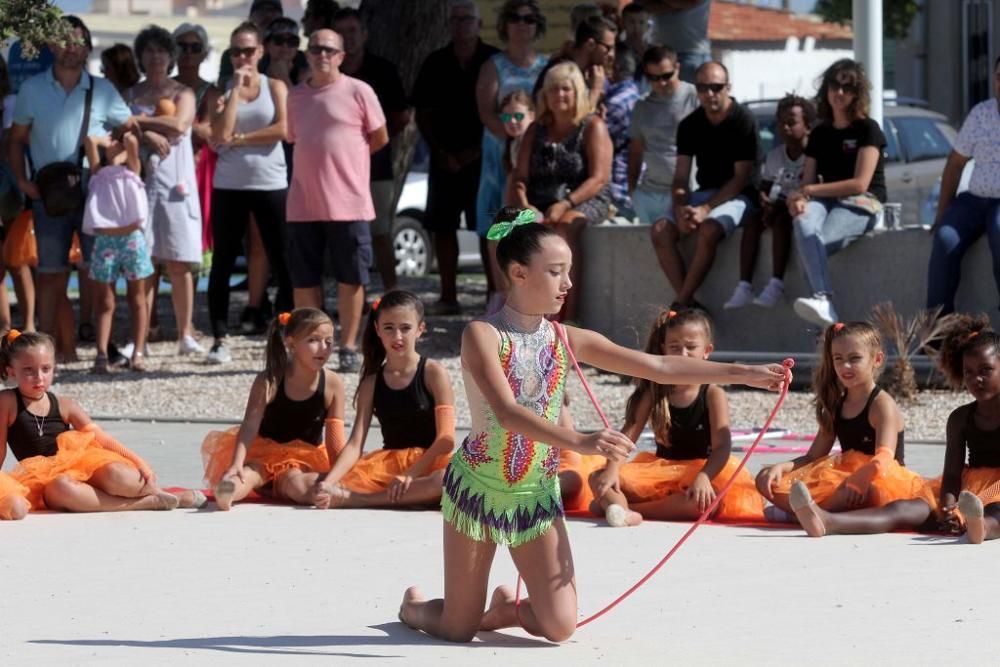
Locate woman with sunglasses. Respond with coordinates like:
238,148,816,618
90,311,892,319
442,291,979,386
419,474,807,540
263,18,308,88
475,0,548,311
206,21,293,365
786,58,887,328
126,25,204,363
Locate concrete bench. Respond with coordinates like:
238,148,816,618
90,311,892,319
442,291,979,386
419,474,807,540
579,224,1000,354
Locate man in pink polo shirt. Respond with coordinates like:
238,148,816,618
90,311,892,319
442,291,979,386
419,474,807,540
286,28,388,372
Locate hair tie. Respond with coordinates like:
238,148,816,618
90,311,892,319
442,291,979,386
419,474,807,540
277,312,291,326
667,310,678,319
832,322,845,332
371,297,382,312
486,209,536,241
968,330,981,341
5,329,20,343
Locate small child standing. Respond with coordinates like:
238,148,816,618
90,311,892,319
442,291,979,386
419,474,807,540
83,132,153,373
725,95,816,310
500,90,535,178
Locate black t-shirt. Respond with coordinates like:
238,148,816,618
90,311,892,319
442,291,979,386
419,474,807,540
411,40,499,155
349,51,408,181
805,118,887,202
676,100,758,196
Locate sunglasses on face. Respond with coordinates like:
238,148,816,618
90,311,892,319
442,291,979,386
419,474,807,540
307,44,341,57
268,35,301,48
177,41,203,54
646,70,675,82
695,82,726,94
506,13,538,25
231,46,258,58
500,112,526,122
830,81,859,95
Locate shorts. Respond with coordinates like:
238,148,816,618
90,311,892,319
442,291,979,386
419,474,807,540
424,160,479,232
89,230,155,283
32,199,94,273
632,187,672,225
286,220,372,288
370,179,395,237
665,188,750,237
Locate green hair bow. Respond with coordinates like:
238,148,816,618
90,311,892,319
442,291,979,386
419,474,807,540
486,209,537,241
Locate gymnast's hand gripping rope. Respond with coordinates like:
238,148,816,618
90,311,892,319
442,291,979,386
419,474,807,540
513,323,795,630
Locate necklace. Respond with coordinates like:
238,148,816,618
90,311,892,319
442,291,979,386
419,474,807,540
31,411,46,437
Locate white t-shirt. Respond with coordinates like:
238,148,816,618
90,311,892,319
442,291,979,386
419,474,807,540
953,98,1000,198
2,94,16,130
761,144,805,199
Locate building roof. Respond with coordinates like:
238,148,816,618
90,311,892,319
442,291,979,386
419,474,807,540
709,1,853,42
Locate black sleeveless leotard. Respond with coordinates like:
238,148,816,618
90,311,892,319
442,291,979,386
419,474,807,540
834,386,905,463
373,356,437,450
7,390,69,461
655,385,713,461
257,370,326,446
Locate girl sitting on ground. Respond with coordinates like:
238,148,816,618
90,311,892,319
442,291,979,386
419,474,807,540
314,290,456,509
201,308,345,510
756,321,935,537
1,330,204,512
588,308,764,527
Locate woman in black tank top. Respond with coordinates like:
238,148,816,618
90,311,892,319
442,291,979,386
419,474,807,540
313,291,457,510
757,321,934,538
201,308,346,510
586,309,764,526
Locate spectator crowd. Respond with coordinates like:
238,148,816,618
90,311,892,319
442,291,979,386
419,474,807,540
1,0,998,373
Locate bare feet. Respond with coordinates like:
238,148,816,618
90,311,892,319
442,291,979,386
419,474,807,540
480,585,516,631
177,489,208,509
315,482,350,509
789,481,827,537
0,496,29,520
215,479,236,511
605,503,643,528
959,490,985,545
399,586,425,628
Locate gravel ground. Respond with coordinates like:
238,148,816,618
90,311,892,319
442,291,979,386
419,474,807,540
50,273,967,442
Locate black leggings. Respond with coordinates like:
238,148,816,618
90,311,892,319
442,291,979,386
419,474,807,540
208,188,293,339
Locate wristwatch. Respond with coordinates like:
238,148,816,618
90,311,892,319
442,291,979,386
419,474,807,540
564,193,576,208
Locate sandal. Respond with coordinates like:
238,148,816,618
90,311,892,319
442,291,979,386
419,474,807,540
91,354,109,375
78,322,95,343
131,351,147,372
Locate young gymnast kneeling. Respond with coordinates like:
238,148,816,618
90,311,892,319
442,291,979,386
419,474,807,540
314,290,456,509
934,315,1000,544
588,308,764,527
1,331,203,512
756,321,935,537
201,308,345,510
398,208,787,643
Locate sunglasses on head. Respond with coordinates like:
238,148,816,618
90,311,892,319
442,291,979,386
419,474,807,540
307,44,341,56
506,13,538,25
231,46,258,58
829,81,859,95
500,112,526,122
177,41,204,54
646,70,675,82
695,82,726,94
268,34,300,48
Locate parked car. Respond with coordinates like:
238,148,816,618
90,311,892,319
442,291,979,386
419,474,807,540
747,99,959,227
393,169,482,277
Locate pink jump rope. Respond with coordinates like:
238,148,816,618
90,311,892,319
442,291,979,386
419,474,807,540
513,323,795,630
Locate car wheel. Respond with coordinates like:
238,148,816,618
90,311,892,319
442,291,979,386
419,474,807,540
394,216,433,277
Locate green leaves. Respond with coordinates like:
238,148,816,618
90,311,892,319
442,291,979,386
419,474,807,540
815,0,919,40
0,0,74,59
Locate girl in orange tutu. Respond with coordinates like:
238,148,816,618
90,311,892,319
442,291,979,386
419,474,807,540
0,330,203,512
0,472,30,520
934,315,1000,544
756,321,934,537
314,291,456,509
202,307,345,510
588,309,764,527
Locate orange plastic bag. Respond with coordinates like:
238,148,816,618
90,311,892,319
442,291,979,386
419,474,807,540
68,232,82,266
3,210,38,268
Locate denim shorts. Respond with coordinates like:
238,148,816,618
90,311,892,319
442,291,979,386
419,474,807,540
89,230,155,283
665,188,750,237
32,199,94,273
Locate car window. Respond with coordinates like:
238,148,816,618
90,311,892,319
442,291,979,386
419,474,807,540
882,120,901,163
757,117,776,157
893,116,952,162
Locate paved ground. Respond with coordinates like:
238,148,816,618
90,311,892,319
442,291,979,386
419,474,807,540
1,422,993,666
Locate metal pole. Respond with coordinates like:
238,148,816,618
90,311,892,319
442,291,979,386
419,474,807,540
853,0,884,127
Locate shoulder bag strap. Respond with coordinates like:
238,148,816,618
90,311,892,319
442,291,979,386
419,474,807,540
75,80,94,167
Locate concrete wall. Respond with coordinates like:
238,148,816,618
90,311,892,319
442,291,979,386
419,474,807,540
579,224,1000,353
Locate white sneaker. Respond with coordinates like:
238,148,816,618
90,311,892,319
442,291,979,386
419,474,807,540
753,279,785,308
178,334,205,356
723,281,754,310
206,342,231,364
793,295,838,327
120,341,134,359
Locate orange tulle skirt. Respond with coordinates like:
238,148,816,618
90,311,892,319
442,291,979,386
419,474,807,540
558,450,607,512
339,447,450,494
617,452,765,521
201,427,331,486
3,209,38,268
923,467,1000,515
0,471,30,515
773,450,935,509
11,430,141,510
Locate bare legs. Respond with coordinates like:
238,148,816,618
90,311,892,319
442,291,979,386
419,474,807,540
42,462,178,512
788,481,932,538
323,470,445,509
650,218,726,306
214,467,324,511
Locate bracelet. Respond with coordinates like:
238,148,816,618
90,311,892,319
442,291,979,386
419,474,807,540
564,194,576,208
234,132,245,143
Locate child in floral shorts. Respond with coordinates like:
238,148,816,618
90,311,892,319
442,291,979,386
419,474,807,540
83,132,154,373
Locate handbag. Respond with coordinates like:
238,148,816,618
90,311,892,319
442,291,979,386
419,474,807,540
34,82,93,218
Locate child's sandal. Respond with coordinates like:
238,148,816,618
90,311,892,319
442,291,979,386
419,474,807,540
131,351,147,373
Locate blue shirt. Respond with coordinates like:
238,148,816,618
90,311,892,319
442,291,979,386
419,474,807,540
6,42,54,94
13,69,131,171
605,79,640,204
